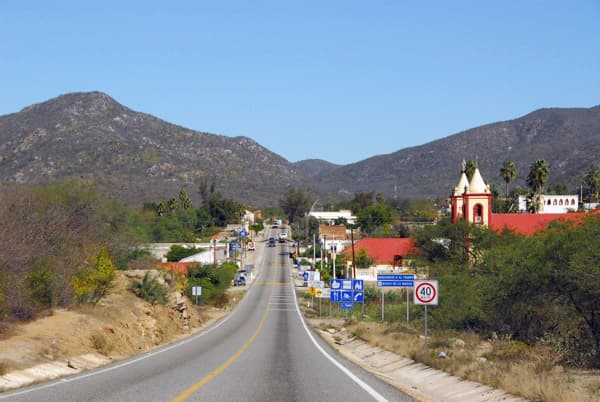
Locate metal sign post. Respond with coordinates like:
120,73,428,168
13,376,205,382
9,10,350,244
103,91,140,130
424,305,428,353
406,288,410,323
413,280,439,354
381,288,385,321
192,286,202,305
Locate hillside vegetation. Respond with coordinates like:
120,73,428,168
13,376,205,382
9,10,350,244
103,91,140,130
0,92,308,208
1,92,598,207
0,180,242,331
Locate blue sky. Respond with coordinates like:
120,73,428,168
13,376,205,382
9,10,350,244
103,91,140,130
2,1,599,164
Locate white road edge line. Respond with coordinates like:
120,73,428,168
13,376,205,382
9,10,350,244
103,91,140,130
291,282,389,402
0,239,272,400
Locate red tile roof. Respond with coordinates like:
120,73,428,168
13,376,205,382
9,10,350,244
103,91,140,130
490,213,587,236
344,238,417,264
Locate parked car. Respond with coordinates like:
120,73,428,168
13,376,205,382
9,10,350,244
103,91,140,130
233,273,246,286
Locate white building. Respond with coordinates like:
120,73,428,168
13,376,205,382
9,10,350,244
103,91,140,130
517,195,579,214
309,210,357,225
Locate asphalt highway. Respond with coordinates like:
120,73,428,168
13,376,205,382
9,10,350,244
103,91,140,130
1,228,416,402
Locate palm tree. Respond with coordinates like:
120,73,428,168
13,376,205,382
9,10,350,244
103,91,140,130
156,201,166,216
499,161,517,198
526,159,550,194
465,160,477,181
583,167,600,203
168,198,179,213
179,188,192,210
527,192,542,213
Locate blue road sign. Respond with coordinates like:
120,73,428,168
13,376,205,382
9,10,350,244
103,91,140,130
342,280,353,290
341,291,353,301
230,243,242,250
352,279,364,290
330,290,342,302
354,291,364,302
340,302,354,309
377,280,414,287
303,272,309,281
377,274,415,281
239,230,248,237
330,279,343,291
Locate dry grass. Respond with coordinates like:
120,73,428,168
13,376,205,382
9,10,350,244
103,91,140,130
90,330,114,356
0,360,10,376
317,314,600,402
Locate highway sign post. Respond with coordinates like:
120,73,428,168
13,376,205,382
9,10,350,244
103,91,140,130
413,280,439,353
192,286,202,305
414,280,438,305
376,274,415,321
329,279,364,318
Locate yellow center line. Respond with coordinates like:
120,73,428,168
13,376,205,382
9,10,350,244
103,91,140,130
255,281,290,286
171,294,272,402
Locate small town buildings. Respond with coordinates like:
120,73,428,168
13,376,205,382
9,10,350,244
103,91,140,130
517,195,579,213
342,237,417,281
450,164,592,235
309,210,357,225
318,224,354,252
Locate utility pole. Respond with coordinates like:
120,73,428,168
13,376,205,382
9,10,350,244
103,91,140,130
312,234,316,270
350,226,356,279
331,236,336,280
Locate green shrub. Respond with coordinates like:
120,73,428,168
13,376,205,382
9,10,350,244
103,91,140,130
187,262,237,305
115,249,152,270
166,245,204,262
130,272,168,305
72,248,116,303
27,267,55,309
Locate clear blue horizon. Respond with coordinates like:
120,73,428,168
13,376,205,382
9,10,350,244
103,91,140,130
2,1,599,165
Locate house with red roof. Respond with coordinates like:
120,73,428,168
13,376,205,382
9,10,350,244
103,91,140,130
450,164,594,235
341,237,418,281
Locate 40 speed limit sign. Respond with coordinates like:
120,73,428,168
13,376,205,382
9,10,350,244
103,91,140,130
413,280,439,305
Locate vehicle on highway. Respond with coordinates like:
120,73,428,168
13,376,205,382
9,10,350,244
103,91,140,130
268,237,276,247
233,273,246,286
278,232,287,243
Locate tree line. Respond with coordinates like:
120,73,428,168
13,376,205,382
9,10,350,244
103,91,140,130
0,179,247,329
495,159,599,212
416,215,600,368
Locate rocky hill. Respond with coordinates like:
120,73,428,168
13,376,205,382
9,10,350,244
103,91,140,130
309,105,600,199
1,92,598,207
0,92,308,207
292,159,340,180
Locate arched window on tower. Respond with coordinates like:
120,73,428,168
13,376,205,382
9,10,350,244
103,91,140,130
473,204,483,223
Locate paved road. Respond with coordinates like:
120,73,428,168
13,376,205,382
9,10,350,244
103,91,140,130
1,228,415,402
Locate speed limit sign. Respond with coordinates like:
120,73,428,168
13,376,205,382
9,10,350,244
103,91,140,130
414,280,438,305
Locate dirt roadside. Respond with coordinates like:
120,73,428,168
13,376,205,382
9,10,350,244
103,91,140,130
0,270,238,392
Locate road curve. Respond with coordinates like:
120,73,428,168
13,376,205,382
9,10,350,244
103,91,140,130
1,228,415,402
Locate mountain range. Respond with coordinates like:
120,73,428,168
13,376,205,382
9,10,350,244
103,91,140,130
1,92,599,208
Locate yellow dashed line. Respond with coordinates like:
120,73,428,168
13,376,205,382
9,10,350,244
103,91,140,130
255,281,290,286
171,294,272,401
